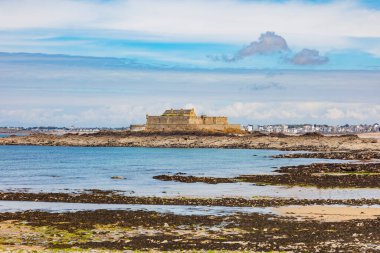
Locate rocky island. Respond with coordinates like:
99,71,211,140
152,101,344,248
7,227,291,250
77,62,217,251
1,130,379,151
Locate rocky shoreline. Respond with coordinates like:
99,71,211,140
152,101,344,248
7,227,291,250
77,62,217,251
1,191,380,207
0,131,379,151
0,209,379,252
1,132,380,251
154,162,380,188
272,150,380,160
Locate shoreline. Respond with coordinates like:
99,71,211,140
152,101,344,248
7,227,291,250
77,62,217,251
0,208,379,252
1,131,379,151
1,191,380,207
1,137,380,251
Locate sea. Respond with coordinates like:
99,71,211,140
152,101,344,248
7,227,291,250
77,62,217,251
1,145,379,201
0,133,27,138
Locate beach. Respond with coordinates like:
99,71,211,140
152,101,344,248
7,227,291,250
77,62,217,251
0,133,379,251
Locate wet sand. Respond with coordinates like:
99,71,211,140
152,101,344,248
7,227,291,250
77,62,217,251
275,205,380,222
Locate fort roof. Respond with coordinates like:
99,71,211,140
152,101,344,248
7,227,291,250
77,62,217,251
162,108,196,117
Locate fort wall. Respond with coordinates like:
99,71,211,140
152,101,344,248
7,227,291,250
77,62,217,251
145,114,240,132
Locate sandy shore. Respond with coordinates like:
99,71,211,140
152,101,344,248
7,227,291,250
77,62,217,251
275,205,380,222
358,132,380,140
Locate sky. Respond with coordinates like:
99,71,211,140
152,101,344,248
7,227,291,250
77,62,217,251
0,0,379,127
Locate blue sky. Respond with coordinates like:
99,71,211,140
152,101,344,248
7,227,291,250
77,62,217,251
0,0,379,126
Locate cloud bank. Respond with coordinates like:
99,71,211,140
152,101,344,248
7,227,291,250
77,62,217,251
1,53,379,127
0,0,380,51
0,1,379,69
1,102,379,127
211,102,380,123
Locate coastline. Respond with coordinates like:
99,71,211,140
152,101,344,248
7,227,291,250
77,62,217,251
1,133,380,252
1,191,380,206
1,208,379,252
1,131,379,151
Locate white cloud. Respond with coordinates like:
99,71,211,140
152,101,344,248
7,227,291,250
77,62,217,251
0,0,379,50
325,108,345,120
209,102,380,124
0,104,165,127
0,54,379,126
1,102,379,127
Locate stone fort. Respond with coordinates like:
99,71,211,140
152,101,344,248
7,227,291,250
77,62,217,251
145,108,241,131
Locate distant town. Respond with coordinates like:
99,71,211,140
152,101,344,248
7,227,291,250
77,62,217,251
244,123,380,134
0,123,379,135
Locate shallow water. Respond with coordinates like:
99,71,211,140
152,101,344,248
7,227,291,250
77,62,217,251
0,146,379,199
1,201,379,219
0,133,27,138
0,200,272,216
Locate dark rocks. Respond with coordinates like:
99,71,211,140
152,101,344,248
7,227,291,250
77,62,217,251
111,176,125,180
153,175,235,184
273,151,380,160
1,191,380,207
301,132,324,138
277,163,380,174
154,162,380,188
0,208,379,252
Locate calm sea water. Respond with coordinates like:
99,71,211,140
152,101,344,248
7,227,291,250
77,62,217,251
0,146,379,199
0,200,273,216
0,133,27,138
